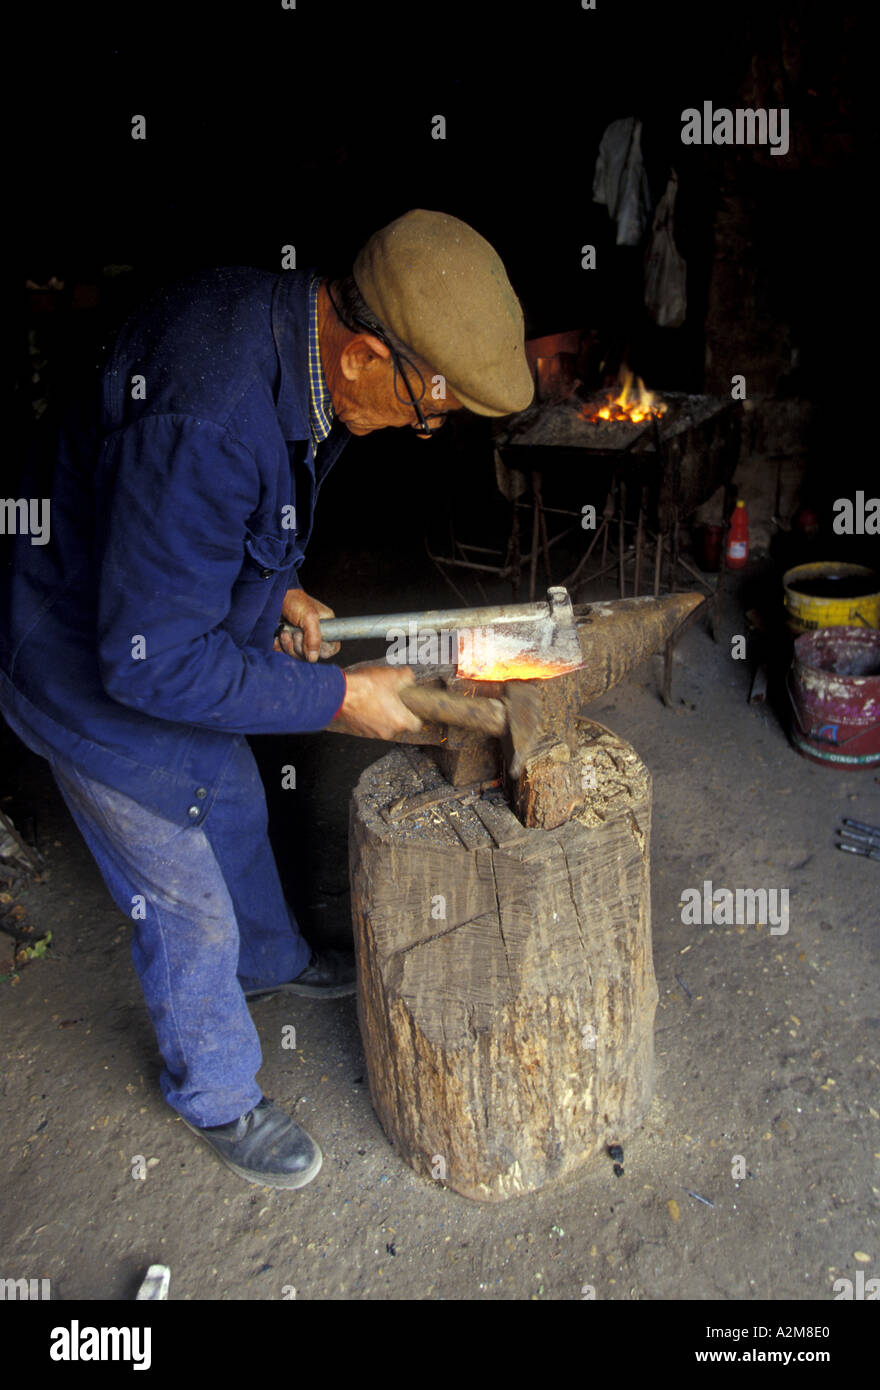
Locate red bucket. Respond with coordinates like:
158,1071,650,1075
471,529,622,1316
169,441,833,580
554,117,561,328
787,627,880,768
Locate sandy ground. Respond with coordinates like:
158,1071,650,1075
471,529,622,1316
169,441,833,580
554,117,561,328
2,558,878,1304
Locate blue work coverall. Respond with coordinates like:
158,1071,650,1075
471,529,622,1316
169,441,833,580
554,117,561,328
1,267,350,1124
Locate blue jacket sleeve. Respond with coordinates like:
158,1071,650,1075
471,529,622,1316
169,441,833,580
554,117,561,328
96,413,347,732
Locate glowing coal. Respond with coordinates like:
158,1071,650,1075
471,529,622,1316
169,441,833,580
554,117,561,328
577,367,667,425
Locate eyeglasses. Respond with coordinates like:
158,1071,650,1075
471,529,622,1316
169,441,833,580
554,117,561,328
388,350,447,437
326,284,448,437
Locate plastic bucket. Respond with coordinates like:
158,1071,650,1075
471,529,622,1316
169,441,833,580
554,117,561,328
783,562,880,635
787,627,880,767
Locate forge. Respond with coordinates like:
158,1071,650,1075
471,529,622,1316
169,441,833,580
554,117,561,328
338,591,702,1201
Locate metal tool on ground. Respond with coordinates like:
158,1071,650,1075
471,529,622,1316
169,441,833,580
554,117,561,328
843,816,880,837
836,816,880,861
840,828,880,849
838,841,880,862
135,1264,170,1300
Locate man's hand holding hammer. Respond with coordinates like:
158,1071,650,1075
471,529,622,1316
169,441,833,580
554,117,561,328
275,587,421,740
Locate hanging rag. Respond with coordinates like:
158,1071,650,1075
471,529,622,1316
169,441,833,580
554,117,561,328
643,170,688,328
592,116,653,247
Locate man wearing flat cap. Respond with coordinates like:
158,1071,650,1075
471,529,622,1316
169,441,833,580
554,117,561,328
0,209,533,1189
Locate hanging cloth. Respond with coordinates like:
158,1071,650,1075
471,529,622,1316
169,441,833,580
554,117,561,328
592,116,653,247
643,170,687,328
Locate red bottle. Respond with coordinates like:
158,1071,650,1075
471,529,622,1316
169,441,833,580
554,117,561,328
726,499,749,569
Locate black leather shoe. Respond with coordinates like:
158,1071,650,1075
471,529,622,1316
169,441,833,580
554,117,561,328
182,1097,322,1189
243,948,357,1000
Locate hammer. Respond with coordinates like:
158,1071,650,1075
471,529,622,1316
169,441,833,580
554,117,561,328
326,667,543,779
392,680,542,779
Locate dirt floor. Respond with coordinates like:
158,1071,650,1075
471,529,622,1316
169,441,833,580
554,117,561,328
2,551,878,1304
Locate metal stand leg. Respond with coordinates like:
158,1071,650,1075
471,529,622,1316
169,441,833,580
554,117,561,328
633,485,646,597
529,471,541,601
653,529,664,596
711,545,726,641
562,519,607,597
711,485,733,642
601,492,611,570
662,635,674,707
508,500,521,601
660,598,709,708
535,472,552,586
618,480,627,598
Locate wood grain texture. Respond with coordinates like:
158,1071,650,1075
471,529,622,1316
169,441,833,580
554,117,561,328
349,723,657,1202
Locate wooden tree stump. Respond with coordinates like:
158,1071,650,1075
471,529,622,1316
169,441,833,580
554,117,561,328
348,721,657,1202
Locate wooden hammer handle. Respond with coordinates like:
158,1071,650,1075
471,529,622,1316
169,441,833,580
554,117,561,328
399,686,508,736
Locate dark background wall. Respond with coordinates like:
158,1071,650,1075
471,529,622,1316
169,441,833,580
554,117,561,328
14,1,868,569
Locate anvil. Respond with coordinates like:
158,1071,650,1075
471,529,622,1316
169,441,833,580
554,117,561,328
310,589,704,786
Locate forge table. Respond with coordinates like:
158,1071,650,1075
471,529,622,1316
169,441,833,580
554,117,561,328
492,391,742,617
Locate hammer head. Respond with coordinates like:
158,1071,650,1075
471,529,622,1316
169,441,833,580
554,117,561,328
501,680,544,780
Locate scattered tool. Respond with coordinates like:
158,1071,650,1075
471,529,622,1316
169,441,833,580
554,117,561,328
843,817,880,837
681,1187,715,1208
135,1264,170,1300
838,841,880,862
836,816,880,861
840,828,880,849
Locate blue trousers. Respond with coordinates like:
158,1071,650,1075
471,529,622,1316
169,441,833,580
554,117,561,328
49,738,311,1127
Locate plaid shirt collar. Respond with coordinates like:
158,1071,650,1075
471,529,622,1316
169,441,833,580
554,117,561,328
308,275,334,454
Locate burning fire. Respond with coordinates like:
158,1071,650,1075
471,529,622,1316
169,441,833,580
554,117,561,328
454,627,581,682
578,368,667,425
456,657,570,681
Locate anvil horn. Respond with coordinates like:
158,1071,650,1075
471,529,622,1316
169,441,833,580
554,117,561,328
442,591,706,753
571,593,705,706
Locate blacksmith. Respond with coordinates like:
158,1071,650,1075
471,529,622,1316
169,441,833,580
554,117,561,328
1,210,533,1188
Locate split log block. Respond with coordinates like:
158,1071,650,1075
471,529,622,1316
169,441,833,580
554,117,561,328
348,724,657,1202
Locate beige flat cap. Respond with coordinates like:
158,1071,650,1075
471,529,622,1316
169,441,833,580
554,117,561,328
353,209,534,417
